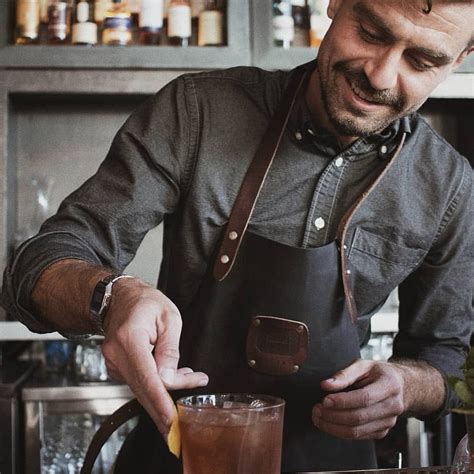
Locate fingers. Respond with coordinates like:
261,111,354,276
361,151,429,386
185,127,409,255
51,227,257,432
312,399,400,439
153,308,208,390
122,328,176,436
313,360,406,440
320,358,373,392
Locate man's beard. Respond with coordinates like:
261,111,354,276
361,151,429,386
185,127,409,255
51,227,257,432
320,61,408,137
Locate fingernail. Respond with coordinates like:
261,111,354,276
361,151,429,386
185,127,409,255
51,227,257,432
159,368,175,384
323,377,337,383
313,405,322,417
198,375,209,387
323,397,334,407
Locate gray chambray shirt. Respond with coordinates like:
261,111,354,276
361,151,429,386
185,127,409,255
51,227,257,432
2,62,473,417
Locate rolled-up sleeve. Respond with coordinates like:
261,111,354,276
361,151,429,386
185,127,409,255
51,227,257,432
0,74,197,334
394,158,474,416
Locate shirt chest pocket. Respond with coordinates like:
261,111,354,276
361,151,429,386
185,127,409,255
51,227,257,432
347,227,427,315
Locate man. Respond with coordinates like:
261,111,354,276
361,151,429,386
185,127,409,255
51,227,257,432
2,0,473,471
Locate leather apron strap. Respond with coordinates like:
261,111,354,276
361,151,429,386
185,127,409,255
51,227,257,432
80,398,145,474
213,65,309,281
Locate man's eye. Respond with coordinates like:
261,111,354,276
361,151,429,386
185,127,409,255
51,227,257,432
358,25,383,43
409,56,435,71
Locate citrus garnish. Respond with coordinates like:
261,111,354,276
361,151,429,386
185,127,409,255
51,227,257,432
166,393,181,458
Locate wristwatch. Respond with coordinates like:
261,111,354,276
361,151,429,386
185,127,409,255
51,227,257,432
90,273,133,335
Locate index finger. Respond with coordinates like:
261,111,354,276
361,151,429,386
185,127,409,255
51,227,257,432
124,327,175,435
323,381,392,410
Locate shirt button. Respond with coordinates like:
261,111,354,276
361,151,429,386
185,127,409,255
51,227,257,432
295,131,303,141
379,145,388,155
314,217,325,230
335,157,344,167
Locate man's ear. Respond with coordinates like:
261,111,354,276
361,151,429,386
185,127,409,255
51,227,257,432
327,0,345,20
452,46,473,72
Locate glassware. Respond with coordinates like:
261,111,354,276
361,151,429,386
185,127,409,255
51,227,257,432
177,393,285,474
74,340,109,383
14,175,55,250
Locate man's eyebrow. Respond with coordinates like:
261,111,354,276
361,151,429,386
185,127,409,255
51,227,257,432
409,46,454,65
353,2,396,41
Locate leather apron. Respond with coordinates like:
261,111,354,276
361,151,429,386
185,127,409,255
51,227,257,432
110,63,407,473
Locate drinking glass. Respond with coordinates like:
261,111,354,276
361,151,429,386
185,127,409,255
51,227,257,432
177,393,285,474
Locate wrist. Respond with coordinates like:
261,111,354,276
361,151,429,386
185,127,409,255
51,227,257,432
90,273,134,335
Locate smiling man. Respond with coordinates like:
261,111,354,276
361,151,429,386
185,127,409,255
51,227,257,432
2,0,474,472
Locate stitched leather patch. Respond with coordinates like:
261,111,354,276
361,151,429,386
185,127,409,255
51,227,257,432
246,315,309,376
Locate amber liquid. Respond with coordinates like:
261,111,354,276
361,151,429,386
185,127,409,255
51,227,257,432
180,415,282,474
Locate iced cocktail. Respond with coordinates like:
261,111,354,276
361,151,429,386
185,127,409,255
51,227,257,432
177,393,285,474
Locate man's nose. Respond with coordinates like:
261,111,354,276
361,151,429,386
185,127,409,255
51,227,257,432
363,50,400,91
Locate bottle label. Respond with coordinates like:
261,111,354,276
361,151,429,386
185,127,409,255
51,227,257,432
168,4,191,38
198,10,223,46
139,0,164,28
72,21,98,44
273,15,294,42
103,16,132,44
94,0,112,22
48,2,69,38
16,0,40,37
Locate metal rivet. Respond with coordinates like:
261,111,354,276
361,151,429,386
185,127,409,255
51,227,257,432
343,244,348,250
220,255,230,264
249,359,256,367
296,325,304,333
346,269,351,275
295,131,303,141
307,128,315,136
293,365,299,373
335,157,344,168
228,231,238,240
380,145,388,154
253,318,261,326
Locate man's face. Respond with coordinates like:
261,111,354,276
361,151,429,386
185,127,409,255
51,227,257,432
313,0,473,140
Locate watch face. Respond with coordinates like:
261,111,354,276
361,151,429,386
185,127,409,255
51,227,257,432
91,282,107,314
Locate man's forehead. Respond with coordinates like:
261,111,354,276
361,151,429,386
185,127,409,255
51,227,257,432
352,0,472,48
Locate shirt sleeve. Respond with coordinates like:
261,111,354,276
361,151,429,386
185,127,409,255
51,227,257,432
393,157,474,419
0,74,198,335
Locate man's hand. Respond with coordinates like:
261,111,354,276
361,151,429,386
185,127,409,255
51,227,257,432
311,358,445,440
100,277,208,436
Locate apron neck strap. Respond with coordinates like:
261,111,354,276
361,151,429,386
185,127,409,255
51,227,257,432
337,131,407,323
213,65,309,281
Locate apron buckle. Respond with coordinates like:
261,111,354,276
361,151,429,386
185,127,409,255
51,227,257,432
246,315,309,376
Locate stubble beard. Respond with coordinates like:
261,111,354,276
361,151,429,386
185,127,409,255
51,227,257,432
319,62,409,138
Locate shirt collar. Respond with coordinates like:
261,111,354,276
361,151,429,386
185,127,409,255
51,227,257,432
287,62,412,160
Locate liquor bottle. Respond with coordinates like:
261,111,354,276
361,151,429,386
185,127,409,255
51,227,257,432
273,0,294,49
15,0,40,44
190,0,205,45
197,0,224,46
308,0,331,48
47,0,72,43
139,0,164,45
94,0,111,43
72,0,98,44
291,0,310,47
167,0,192,46
102,0,132,45
37,0,49,41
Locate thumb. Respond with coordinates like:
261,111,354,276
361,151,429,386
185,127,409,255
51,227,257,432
321,358,370,391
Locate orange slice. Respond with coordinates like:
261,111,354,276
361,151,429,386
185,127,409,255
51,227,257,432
166,393,181,458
